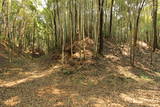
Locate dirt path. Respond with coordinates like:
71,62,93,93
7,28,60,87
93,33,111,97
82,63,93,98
0,48,160,107
0,58,160,107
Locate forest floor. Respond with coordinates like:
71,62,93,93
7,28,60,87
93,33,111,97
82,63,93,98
0,40,160,107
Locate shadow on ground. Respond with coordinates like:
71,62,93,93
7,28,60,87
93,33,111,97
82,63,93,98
0,42,160,107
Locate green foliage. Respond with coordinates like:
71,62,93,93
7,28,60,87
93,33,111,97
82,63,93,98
0,0,159,57
12,58,27,67
140,74,150,79
62,69,74,75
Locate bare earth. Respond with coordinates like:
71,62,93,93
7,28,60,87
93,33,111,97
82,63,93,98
0,42,160,107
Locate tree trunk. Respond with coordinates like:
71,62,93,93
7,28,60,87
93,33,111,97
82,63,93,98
152,0,158,52
108,0,114,38
131,0,146,66
98,0,104,55
133,0,146,47
53,9,58,48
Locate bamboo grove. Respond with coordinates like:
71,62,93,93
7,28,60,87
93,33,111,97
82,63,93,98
0,0,159,65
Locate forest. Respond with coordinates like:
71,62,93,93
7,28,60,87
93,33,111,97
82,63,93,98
0,0,160,107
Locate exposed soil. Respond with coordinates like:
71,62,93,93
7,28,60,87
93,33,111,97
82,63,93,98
0,40,160,107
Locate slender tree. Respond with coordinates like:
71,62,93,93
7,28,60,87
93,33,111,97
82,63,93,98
131,0,146,66
108,0,114,38
152,0,158,52
98,0,104,55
